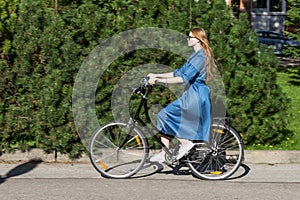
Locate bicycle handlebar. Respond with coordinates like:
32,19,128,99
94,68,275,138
140,76,150,87
132,76,151,94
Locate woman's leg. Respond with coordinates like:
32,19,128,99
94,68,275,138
161,134,170,149
149,135,170,163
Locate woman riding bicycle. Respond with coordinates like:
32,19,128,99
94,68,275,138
147,27,216,163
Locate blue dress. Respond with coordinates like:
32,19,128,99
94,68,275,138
157,49,211,142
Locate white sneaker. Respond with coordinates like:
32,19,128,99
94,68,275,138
176,141,195,160
149,151,165,163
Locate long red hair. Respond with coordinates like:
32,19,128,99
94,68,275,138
191,28,216,82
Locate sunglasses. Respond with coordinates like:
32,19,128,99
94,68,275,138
187,34,196,39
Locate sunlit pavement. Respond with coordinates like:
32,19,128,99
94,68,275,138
0,161,300,182
0,161,299,200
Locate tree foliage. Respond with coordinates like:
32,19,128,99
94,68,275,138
284,0,300,58
0,0,293,158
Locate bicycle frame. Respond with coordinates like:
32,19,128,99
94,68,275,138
89,77,244,179
127,78,243,162
129,84,174,158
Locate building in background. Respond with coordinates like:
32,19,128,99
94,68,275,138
227,0,287,33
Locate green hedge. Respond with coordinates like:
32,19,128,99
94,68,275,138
0,0,292,158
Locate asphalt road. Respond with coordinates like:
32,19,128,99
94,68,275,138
0,161,299,200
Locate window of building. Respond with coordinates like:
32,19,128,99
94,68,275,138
252,0,285,12
270,0,282,12
252,0,267,11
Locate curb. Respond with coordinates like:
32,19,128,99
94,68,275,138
245,150,300,164
0,149,300,164
0,149,90,163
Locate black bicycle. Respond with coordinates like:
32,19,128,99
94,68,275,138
89,77,244,180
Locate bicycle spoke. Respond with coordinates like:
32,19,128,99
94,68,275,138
188,122,244,180
89,122,148,178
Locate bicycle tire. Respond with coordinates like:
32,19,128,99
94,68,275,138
89,121,149,178
187,123,244,180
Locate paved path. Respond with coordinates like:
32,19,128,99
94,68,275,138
1,149,300,164
0,150,299,199
0,161,300,182
0,161,299,200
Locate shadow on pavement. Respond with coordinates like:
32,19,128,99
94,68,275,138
159,163,192,176
226,163,251,180
132,162,165,179
132,162,251,180
0,159,42,184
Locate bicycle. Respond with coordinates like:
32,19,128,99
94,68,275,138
89,77,244,180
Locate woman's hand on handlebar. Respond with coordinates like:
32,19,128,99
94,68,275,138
147,73,157,85
148,77,158,85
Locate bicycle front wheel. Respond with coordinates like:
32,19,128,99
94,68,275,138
89,121,149,178
187,123,244,180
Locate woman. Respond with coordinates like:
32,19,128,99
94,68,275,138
148,28,216,163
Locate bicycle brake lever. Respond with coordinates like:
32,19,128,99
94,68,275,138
132,87,141,93
140,76,150,86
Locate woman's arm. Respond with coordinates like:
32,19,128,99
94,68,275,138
147,72,184,85
147,72,174,79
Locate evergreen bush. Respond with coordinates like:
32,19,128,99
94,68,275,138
284,0,300,58
0,0,293,158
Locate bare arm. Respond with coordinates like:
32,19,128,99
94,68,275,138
148,72,174,79
147,72,184,85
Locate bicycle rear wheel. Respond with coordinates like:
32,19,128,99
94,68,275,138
187,122,244,180
89,121,148,178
